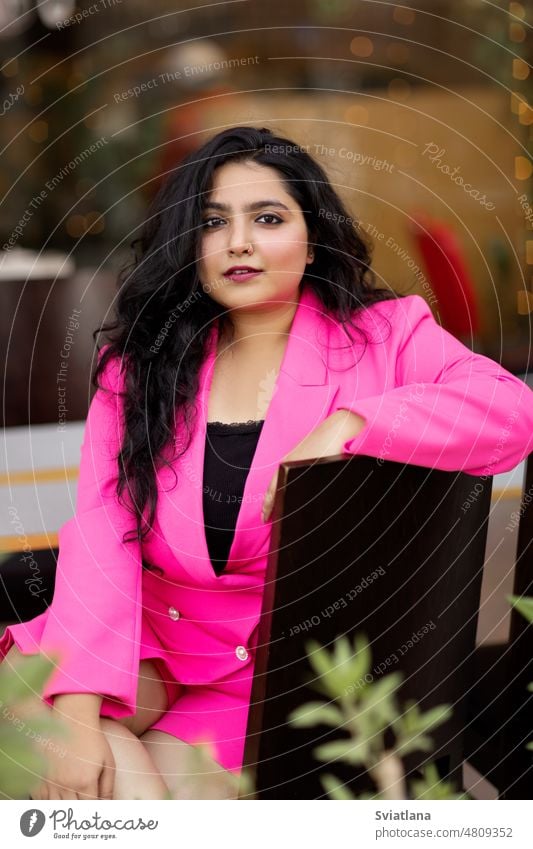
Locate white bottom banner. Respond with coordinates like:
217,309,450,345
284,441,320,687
1,799,530,848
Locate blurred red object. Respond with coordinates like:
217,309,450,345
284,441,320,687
410,212,481,339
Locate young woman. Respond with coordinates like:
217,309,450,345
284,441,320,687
2,125,533,801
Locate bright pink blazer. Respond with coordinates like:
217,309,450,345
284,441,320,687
2,284,533,717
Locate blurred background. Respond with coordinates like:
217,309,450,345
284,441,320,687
0,0,531,428
0,0,532,798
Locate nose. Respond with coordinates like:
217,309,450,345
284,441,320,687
226,214,252,255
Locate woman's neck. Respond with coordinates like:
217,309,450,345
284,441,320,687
218,293,300,354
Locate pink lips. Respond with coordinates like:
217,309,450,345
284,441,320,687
223,265,263,282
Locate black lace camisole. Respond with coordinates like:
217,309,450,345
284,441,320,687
202,419,265,576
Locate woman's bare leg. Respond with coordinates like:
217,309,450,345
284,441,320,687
140,729,239,800
111,659,171,737
99,719,169,799
100,658,174,799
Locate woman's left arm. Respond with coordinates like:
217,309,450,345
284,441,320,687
338,295,533,476
262,295,533,521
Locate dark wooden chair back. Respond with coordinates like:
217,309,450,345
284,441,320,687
242,453,493,799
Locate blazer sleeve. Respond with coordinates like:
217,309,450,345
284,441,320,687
339,295,533,475
38,348,143,716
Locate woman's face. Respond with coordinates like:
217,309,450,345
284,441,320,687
197,161,314,313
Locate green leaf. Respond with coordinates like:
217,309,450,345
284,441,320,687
304,634,373,700
395,734,435,758
237,766,256,799
393,701,451,738
410,763,470,800
333,635,354,666
342,633,373,693
0,742,47,799
0,700,67,742
313,739,357,760
507,595,533,624
314,737,370,766
392,701,452,758
320,773,356,800
0,654,57,705
288,701,344,728
0,655,68,798
305,640,333,678
410,704,452,734
358,673,403,725
0,718,65,752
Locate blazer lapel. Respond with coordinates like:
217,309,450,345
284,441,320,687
158,284,340,578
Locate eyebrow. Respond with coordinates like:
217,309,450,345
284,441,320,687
202,199,291,213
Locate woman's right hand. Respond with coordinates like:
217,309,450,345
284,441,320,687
30,698,116,800
31,717,115,800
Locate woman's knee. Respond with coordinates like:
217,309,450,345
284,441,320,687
99,718,169,800
140,729,239,800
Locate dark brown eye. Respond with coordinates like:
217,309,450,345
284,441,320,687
257,214,283,224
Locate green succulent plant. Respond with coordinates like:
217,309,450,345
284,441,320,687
288,633,468,800
0,652,66,799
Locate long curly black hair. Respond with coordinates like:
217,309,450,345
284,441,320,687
93,125,400,550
